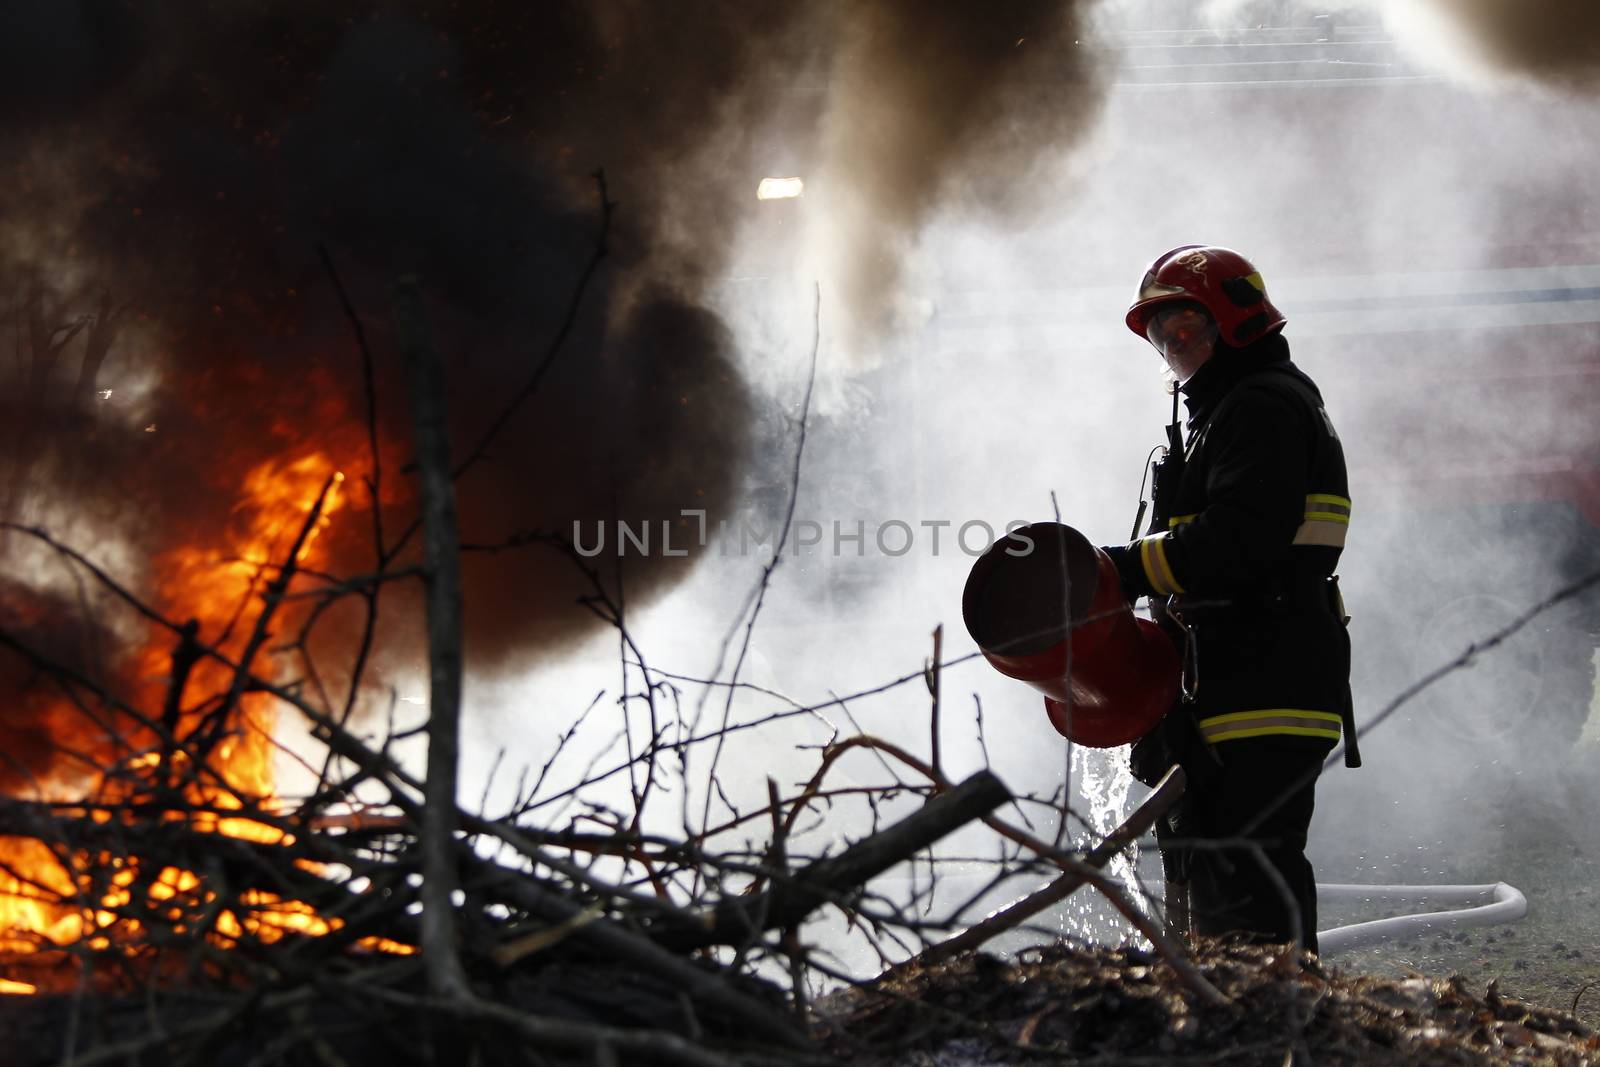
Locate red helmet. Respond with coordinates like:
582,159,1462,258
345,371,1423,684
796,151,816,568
1125,245,1286,348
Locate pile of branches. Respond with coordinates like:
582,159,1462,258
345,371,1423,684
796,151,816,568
0,491,1203,1067
0,509,1202,1066
820,939,1600,1065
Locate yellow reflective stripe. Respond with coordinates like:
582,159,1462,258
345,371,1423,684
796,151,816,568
1138,537,1166,593
1298,492,1350,547
1294,519,1347,547
1201,709,1343,727
1198,709,1343,744
1207,725,1343,743
1167,514,1198,528
1154,537,1184,594
1139,534,1184,595
1304,494,1351,524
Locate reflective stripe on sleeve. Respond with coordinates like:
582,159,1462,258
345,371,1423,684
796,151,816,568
1138,533,1184,596
1198,709,1343,744
1167,514,1198,528
1294,493,1350,547
1304,494,1351,522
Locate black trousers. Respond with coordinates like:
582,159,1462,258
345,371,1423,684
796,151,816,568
1160,738,1324,952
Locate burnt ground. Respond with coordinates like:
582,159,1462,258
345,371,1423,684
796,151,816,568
818,939,1600,1065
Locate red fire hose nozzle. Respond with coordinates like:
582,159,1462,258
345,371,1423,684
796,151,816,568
962,522,1180,748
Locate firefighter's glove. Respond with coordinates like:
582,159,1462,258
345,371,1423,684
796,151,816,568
1098,544,1152,604
1165,709,1222,795
1130,709,1222,793
1128,728,1170,788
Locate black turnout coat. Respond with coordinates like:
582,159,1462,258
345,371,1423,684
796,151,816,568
1106,334,1353,763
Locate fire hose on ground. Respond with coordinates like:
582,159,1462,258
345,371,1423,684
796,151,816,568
1316,881,1528,955
906,766,1528,966
949,521,1529,962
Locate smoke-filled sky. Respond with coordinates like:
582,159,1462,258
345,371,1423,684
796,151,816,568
0,2,1099,768
3,0,1600,954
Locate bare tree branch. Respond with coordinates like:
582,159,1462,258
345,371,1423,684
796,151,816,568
391,275,470,999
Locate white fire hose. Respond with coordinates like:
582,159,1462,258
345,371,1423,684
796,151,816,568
882,769,1529,964
1316,881,1528,955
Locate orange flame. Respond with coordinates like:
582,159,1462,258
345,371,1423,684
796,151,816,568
0,449,412,992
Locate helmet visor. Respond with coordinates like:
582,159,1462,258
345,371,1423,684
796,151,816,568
1145,302,1218,379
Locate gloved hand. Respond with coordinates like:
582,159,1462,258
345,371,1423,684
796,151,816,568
1129,708,1221,793
1128,726,1171,787
1098,543,1153,603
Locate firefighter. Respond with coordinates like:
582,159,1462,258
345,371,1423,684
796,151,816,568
1100,245,1355,953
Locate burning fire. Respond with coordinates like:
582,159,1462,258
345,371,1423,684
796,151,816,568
0,448,410,994
144,453,346,837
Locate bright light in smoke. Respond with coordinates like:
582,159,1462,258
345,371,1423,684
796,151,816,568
757,176,804,200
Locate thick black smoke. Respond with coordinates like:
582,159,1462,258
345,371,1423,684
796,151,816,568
0,2,801,680
0,2,1116,774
